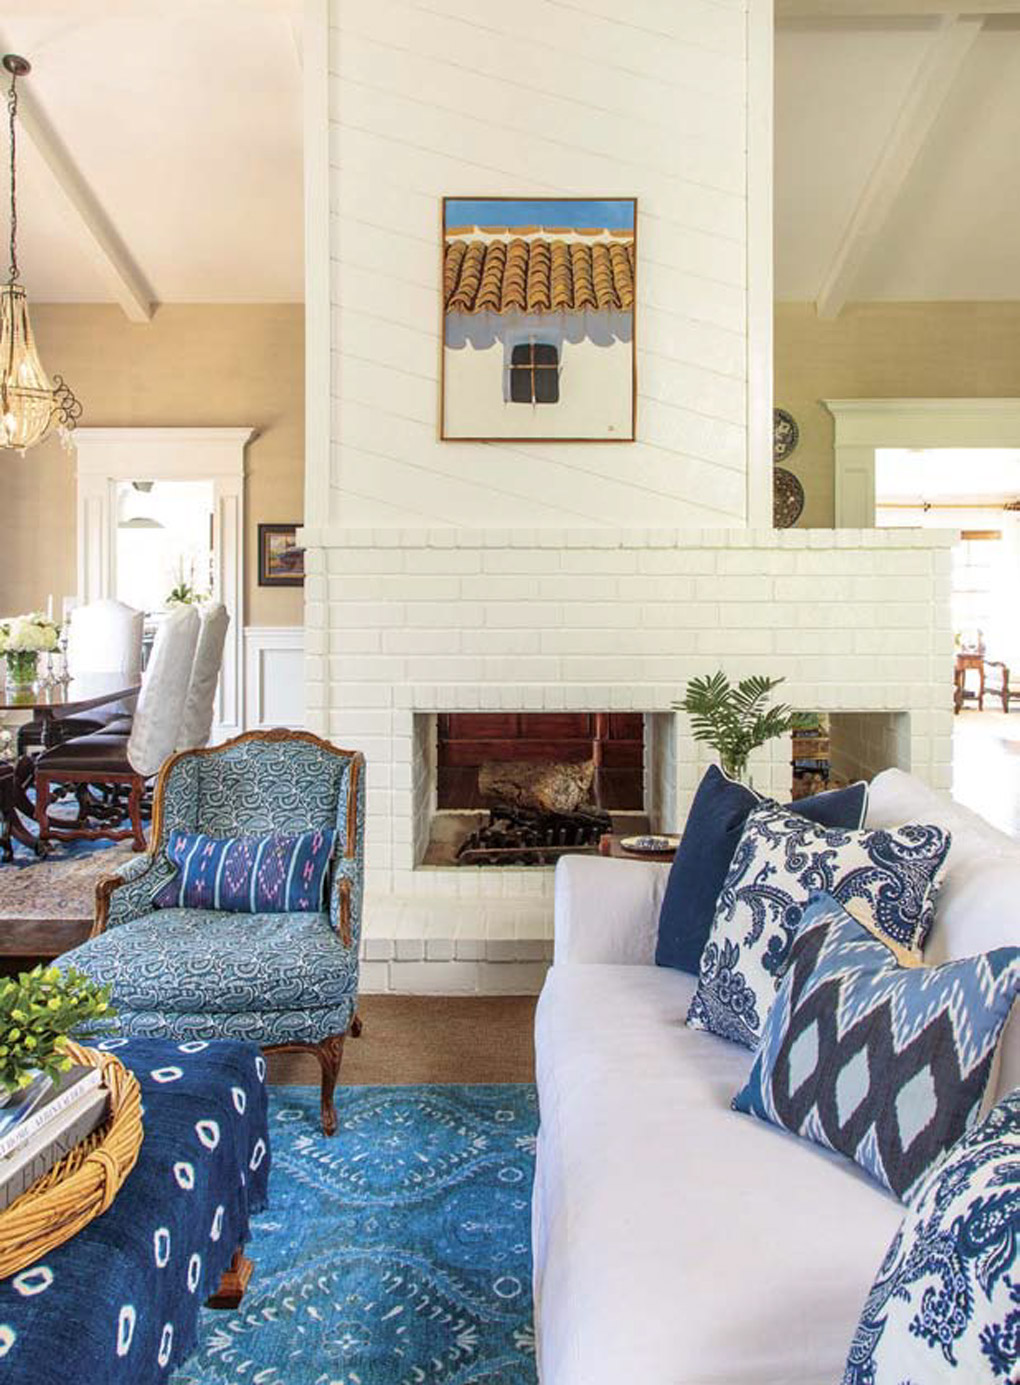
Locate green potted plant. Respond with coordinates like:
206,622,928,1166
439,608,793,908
674,671,811,784
0,965,114,1100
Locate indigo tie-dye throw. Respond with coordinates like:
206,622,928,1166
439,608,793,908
152,827,336,913
842,1089,1020,1384
733,893,1020,1201
0,1037,270,1384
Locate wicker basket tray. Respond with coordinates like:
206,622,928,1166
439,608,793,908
0,1040,144,1279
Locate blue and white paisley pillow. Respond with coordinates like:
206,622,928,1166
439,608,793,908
686,802,951,1049
843,1089,1020,1384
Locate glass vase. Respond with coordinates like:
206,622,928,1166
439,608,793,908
5,649,39,695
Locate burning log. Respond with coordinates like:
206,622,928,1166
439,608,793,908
477,759,595,815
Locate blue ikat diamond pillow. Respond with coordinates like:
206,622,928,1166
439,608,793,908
842,1088,1020,1384
152,827,336,913
686,802,951,1050
733,893,1020,1202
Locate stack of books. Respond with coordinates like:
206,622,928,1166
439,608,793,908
0,1065,110,1211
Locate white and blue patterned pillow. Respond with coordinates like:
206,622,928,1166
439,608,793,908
733,893,1020,1201
686,803,951,1049
843,1088,1020,1383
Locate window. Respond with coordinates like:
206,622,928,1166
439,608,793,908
509,342,559,404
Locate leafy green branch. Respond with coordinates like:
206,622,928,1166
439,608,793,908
674,671,814,781
0,965,114,1095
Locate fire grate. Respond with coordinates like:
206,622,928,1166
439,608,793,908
456,803,612,867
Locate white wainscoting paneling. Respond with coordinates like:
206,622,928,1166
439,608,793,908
244,626,305,730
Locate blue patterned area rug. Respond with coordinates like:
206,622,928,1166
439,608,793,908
171,1084,539,1385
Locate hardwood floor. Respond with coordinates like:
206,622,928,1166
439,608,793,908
267,995,538,1087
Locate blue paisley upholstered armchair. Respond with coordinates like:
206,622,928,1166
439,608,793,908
61,730,365,1135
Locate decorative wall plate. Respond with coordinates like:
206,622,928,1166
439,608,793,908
773,408,799,463
773,467,805,528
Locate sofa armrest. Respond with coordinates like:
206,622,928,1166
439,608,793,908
553,855,670,965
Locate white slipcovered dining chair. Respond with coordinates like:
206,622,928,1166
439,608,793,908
35,605,200,850
177,602,230,751
17,598,145,753
66,598,145,682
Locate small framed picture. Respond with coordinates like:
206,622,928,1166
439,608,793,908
258,523,305,587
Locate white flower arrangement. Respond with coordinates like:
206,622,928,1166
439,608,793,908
0,613,60,655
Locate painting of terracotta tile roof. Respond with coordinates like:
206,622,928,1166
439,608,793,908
444,235,636,315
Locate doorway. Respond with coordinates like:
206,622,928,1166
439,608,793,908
115,479,215,614
74,427,252,740
874,445,1020,837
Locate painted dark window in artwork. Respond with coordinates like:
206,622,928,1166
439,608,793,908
509,342,560,404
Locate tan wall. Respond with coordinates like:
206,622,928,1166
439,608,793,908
0,303,304,624
775,302,1020,527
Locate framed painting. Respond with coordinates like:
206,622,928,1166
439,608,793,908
440,196,637,442
258,523,304,587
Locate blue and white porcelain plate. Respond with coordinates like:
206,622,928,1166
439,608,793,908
619,834,680,855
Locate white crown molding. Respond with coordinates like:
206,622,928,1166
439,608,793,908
74,427,256,478
825,398,1020,447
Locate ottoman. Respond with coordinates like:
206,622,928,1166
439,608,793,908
0,1036,271,1382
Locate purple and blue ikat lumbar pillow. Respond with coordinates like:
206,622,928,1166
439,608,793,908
151,827,337,914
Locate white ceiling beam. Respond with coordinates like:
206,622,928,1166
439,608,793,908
3,51,155,321
815,15,983,319
3,1,299,14
779,1,1020,15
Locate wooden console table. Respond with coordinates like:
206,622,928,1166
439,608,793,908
954,652,985,713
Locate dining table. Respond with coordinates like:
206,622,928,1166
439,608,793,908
0,673,142,856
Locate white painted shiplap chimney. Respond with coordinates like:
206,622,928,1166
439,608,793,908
299,1,953,994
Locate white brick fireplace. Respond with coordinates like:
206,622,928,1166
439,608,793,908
302,0,954,992
299,526,955,992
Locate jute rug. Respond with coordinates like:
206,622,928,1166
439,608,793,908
171,1084,538,1385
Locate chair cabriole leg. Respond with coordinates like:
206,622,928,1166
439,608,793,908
317,1034,346,1137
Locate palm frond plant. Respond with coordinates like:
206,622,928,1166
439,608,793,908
674,671,812,783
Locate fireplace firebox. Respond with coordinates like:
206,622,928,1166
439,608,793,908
422,712,649,867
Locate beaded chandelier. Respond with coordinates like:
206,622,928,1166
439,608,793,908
1,54,81,453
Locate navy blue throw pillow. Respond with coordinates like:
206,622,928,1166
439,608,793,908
654,765,867,975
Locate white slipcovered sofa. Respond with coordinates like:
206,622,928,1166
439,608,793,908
532,769,1020,1385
